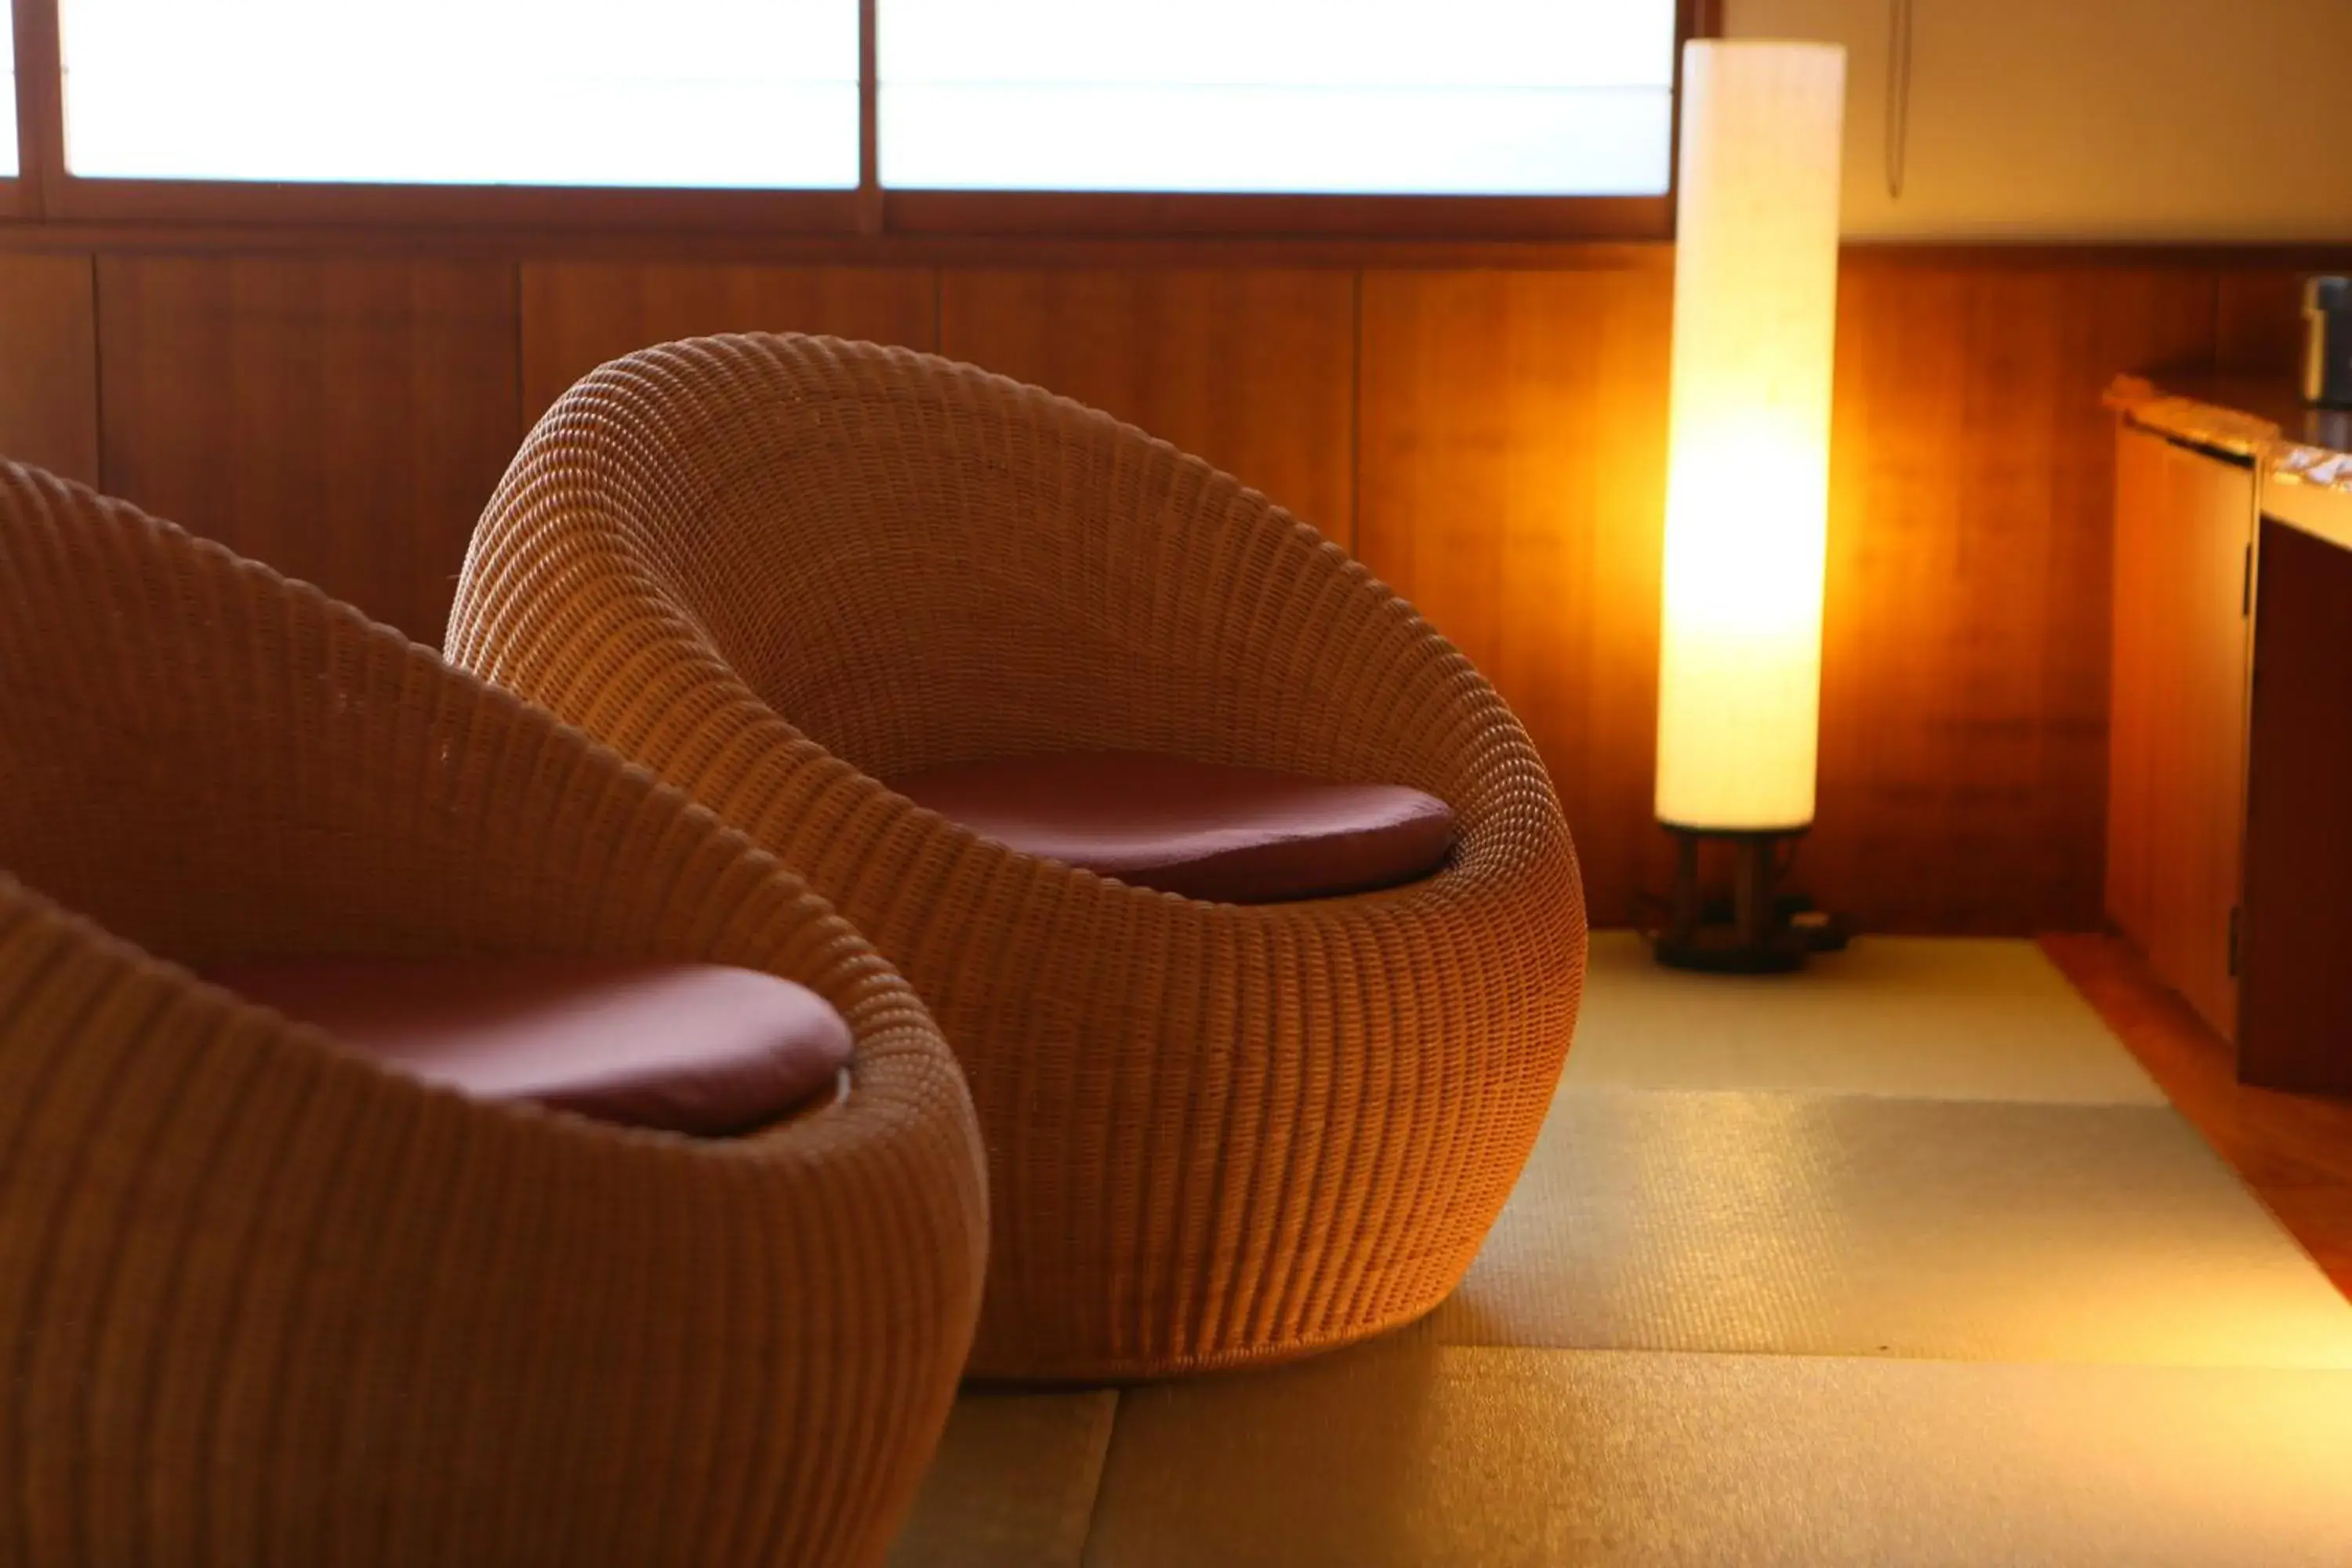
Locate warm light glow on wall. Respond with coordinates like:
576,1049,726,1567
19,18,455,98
1654,42,1846,832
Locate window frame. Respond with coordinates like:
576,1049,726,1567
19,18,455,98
0,0,38,216
4,0,1716,240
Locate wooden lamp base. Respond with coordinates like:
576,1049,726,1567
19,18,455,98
1650,826,1847,975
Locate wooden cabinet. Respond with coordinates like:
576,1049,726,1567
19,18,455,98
2106,423,2254,1043
2110,374,2352,1091
2240,510,2352,1093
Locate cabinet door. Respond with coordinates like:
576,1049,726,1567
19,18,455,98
2240,514,2352,1092
2144,437,2252,1043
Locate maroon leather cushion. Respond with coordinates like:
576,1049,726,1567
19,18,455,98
206,957,853,1136
891,750,1456,904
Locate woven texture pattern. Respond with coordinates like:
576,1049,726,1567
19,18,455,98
448,333,1588,1380
0,461,988,1566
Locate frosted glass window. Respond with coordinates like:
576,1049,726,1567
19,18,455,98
1,2,15,179
880,1,1677,195
60,1,858,187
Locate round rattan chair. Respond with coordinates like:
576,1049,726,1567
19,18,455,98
0,459,987,1566
448,333,1588,1381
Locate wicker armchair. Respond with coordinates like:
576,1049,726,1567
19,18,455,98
448,334,1588,1381
0,461,987,1566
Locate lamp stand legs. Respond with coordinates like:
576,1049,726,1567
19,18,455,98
1653,826,1844,974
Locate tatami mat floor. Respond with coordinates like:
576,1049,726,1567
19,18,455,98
1563,936,2169,1104
891,935,2352,1566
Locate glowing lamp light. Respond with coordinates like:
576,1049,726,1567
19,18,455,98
1653,40,1847,971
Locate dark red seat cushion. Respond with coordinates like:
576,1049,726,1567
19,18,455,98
206,957,853,1136
890,750,1456,904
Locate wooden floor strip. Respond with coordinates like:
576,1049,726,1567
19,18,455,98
2042,933,2352,1301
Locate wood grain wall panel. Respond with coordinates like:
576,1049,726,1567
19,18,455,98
45,239,2272,935
519,263,938,419
2215,267,2308,379
1806,266,2217,933
938,269,1356,544
1357,267,1675,927
0,254,100,485
97,256,520,644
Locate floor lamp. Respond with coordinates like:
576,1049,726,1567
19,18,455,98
1653,40,1849,973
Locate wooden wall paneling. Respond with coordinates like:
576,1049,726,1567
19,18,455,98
2214,267,2310,379
937,268,1356,546
96,256,521,644
1356,267,1675,927
0,252,98,485
518,263,938,420
1805,264,2217,933
50,237,2289,937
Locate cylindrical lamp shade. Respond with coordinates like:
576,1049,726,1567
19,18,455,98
1654,42,1846,833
